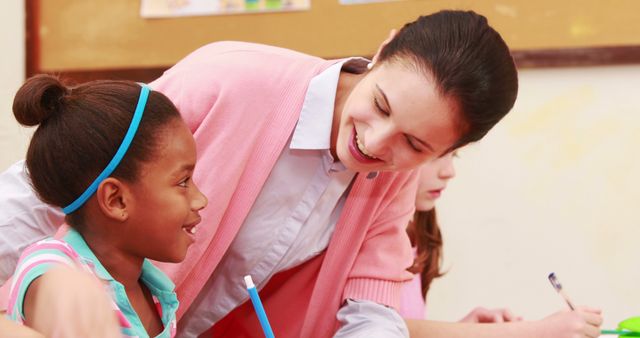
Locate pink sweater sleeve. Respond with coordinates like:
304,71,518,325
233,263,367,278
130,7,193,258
342,171,418,311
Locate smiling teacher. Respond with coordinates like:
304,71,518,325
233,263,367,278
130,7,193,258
0,10,518,337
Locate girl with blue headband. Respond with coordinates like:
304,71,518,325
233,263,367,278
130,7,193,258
5,74,208,337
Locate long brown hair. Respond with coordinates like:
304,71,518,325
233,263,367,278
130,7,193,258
406,208,444,298
377,10,518,153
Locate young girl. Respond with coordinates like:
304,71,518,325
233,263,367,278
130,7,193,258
401,154,603,338
5,75,207,337
402,152,456,318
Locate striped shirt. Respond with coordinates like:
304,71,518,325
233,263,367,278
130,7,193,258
6,228,178,338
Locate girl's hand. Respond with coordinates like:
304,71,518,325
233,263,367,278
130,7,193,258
26,265,121,338
538,306,603,338
0,315,43,338
458,306,523,323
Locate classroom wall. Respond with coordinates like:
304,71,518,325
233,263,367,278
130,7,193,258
428,65,640,330
0,0,28,171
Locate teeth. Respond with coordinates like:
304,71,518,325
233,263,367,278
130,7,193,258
355,133,377,159
183,226,197,235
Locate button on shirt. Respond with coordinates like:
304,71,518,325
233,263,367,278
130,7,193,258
178,59,366,337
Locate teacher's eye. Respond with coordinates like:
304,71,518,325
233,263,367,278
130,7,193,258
405,136,422,153
373,97,389,116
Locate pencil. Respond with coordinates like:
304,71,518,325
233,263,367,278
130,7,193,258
244,275,275,338
548,272,576,310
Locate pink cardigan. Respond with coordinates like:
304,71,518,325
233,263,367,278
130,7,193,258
150,41,416,337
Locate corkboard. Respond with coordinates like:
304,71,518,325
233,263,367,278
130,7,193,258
36,0,640,71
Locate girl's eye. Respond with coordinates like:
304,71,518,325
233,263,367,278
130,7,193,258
374,97,389,116
178,177,190,188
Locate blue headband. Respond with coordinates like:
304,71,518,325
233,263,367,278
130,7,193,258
62,84,151,214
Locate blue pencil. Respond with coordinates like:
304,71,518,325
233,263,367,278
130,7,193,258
244,275,275,338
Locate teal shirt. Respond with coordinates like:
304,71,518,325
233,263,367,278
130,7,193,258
8,228,179,338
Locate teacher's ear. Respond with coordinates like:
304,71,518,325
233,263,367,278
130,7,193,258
369,29,398,69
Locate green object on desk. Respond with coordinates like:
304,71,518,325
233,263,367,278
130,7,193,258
602,317,640,336
620,317,640,332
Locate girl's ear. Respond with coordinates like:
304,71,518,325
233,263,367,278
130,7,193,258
96,177,130,222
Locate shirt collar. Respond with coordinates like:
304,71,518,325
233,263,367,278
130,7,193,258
290,57,369,151
63,227,175,292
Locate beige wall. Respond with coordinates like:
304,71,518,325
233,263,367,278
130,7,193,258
428,65,640,331
0,0,28,171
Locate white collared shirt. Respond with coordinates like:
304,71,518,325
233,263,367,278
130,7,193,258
0,160,64,284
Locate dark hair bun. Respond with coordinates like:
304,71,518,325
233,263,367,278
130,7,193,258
13,74,70,126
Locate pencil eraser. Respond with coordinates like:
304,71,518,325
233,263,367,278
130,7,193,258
244,275,255,289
